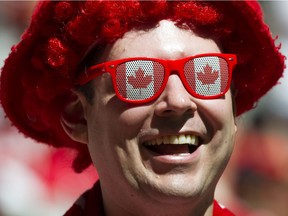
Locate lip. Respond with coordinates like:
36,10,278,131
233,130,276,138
141,142,202,165
139,132,203,165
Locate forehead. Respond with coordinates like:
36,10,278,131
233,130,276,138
98,20,221,62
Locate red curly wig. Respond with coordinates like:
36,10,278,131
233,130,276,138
0,1,285,172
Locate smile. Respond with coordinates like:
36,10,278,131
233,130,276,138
143,134,200,155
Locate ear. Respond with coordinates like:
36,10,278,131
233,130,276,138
60,91,89,144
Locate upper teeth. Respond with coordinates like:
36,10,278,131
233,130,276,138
145,135,198,146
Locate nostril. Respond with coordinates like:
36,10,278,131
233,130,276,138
163,110,173,114
156,105,196,117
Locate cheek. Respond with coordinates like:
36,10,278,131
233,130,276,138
198,93,235,132
212,102,236,167
118,106,152,128
198,93,236,160
87,97,153,147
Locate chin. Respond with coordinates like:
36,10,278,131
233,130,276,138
136,173,213,204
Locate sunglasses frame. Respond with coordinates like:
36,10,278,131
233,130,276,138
76,53,237,103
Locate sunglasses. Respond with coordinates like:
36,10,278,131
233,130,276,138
77,53,237,103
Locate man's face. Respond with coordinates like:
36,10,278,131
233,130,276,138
81,20,236,212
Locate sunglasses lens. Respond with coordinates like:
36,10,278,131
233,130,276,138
115,60,165,101
184,56,229,97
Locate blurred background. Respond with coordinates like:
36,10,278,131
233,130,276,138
0,1,287,216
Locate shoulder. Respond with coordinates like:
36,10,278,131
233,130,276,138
213,200,235,216
64,181,104,216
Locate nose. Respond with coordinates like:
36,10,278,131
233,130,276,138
154,74,197,116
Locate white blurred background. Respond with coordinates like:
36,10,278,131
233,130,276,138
0,1,287,216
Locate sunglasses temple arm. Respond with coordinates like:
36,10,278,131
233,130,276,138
75,63,107,85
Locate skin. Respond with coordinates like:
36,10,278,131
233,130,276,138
65,20,237,216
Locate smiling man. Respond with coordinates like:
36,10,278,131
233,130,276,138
0,1,285,216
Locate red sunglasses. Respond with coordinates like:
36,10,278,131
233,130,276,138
77,53,237,103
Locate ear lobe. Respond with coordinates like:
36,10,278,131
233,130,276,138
61,92,88,144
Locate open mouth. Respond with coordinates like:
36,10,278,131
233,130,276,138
143,135,201,155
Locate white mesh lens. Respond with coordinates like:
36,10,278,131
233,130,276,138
184,56,229,97
116,60,165,101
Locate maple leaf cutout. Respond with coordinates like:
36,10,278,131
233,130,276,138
197,64,219,90
128,68,152,95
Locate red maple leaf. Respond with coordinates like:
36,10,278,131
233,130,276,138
197,64,219,86
128,68,152,89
